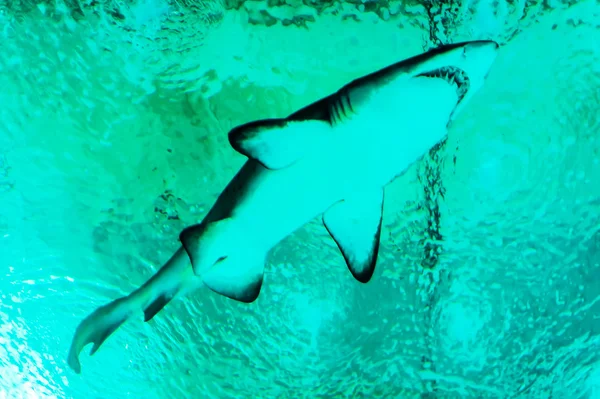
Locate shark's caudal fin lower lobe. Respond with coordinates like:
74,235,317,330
67,247,194,374
180,219,266,303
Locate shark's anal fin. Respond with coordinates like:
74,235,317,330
323,189,384,283
228,118,331,170
180,219,265,303
143,294,173,322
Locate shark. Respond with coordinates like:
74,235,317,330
67,40,499,373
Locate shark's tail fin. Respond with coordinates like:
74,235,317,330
180,218,266,303
67,295,133,374
67,247,195,374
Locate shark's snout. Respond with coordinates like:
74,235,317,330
462,40,499,79
437,40,499,118
410,40,498,109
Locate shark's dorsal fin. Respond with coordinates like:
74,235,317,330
228,118,331,170
323,190,384,283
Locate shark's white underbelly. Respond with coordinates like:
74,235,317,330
227,157,341,250
212,77,459,254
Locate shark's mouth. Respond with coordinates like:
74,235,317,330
418,67,470,103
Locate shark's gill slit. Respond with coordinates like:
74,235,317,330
345,92,354,114
418,66,470,102
329,90,354,124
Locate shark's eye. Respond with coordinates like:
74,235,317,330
216,256,228,264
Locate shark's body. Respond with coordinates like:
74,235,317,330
68,40,498,373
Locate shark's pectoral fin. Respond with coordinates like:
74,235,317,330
323,189,384,283
228,118,331,169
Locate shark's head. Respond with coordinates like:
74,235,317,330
408,40,499,119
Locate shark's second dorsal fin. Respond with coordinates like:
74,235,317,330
323,189,384,283
228,118,331,170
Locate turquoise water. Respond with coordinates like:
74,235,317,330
1,1,600,398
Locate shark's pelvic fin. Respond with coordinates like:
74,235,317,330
323,189,384,283
180,219,233,274
202,252,265,303
228,118,331,169
180,218,265,303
